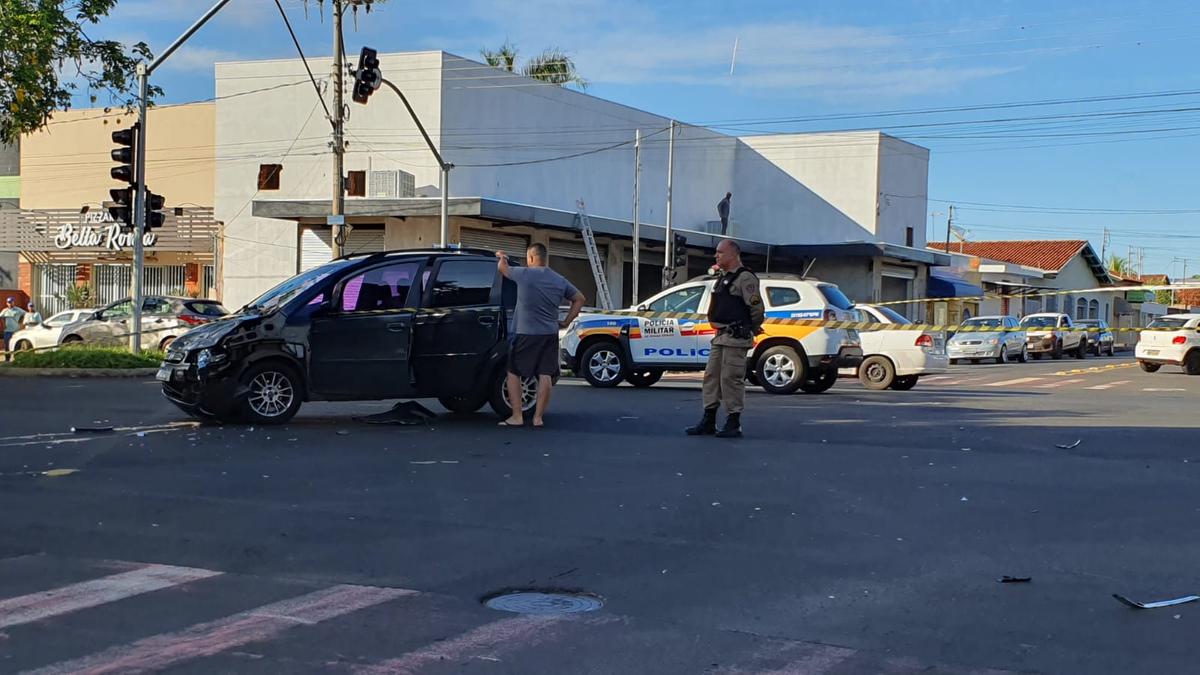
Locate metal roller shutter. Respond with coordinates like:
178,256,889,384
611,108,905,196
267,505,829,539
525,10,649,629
548,238,606,261
300,226,385,272
459,228,529,254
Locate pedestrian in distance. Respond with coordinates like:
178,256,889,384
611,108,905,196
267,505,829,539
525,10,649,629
718,192,732,235
23,301,42,328
1,297,26,361
496,244,586,428
686,239,764,438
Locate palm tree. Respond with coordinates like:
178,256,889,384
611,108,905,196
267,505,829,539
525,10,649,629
481,41,519,73
1108,254,1131,278
480,43,587,90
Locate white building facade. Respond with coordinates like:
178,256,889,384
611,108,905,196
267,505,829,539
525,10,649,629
216,51,941,309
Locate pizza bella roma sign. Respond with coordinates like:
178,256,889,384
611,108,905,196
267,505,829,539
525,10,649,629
53,211,158,251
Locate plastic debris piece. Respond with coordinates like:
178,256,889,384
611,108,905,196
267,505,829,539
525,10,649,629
42,469,79,477
1113,593,1200,609
71,426,113,434
999,576,1032,583
1056,440,1082,450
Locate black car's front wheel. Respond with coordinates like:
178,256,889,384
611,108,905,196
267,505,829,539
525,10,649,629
488,369,539,418
239,362,303,424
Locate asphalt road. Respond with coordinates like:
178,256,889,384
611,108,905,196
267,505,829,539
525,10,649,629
0,354,1197,674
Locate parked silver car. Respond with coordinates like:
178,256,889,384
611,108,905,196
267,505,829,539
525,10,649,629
60,296,228,350
948,315,1027,364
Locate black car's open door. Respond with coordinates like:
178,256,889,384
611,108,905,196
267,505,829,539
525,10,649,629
411,258,504,396
308,260,424,399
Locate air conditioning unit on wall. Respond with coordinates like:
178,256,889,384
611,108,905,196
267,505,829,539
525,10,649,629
367,170,416,198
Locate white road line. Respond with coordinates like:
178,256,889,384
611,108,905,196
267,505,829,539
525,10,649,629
0,564,221,630
1085,380,1132,390
25,584,413,675
1035,379,1085,389
983,377,1045,388
1144,388,1187,392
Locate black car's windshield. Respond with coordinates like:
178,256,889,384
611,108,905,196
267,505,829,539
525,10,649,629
242,261,352,313
962,318,1003,329
1020,316,1058,328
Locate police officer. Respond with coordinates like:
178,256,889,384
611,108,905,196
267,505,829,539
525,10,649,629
686,239,764,438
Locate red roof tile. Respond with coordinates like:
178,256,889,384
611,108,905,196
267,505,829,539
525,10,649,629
1139,274,1170,285
929,240,1089,271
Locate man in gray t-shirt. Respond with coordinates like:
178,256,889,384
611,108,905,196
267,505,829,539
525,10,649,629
496,244,586,428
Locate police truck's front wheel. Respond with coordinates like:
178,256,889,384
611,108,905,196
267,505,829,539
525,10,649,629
755,345,806,395
580,342,626,388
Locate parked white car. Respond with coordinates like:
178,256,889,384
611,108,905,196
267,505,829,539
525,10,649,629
840,304,948,390
1136,313,1200,375
1019,313,1087,360
948,315,1027,364
561,274,864,395
8,308,96,352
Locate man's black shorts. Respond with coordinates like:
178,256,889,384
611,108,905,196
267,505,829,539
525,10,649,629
508,334,560,378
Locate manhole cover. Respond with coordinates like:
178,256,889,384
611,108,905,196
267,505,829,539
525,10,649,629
483,590,603,615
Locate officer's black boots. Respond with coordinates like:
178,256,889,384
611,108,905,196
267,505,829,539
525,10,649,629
685,407,718,436
715,413,742,438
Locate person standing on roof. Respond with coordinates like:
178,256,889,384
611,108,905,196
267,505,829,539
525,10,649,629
717,192,732,236
686,239,764,438
496,244,586,428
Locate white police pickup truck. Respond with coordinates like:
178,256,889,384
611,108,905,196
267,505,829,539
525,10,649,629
560,274,863,395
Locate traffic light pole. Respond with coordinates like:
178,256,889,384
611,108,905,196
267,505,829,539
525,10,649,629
378,77,452,247
128,0,232,353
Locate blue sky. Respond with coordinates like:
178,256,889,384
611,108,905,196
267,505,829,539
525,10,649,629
85,0,1200,277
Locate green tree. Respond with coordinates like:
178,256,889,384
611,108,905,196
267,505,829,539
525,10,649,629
1107,255,1131,277
480,42,587,90
0,0,159,144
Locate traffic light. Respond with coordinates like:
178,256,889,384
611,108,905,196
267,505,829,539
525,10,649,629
352,47,382,104
145,190,165,232
107,187,134,227
111,124,139,184
672,233,688,269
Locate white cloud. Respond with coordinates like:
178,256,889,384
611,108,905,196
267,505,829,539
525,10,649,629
158,46,245,73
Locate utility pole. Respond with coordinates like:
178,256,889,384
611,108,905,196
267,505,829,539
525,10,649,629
129,0,231,353
330,0,346,258
944,205,954,252
632,128,641,304
1101,227,1110,267
663,120,676,289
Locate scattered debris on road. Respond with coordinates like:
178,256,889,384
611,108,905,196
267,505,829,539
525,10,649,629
999,576,1032,583
1113,593,1200,609
71,425,113,433
355,401,437,425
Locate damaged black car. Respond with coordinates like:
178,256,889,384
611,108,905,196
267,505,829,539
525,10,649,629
158,248,537,424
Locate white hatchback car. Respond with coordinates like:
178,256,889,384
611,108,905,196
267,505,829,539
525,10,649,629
8,308,96,353
1136,313,1200,375
841,304,948,390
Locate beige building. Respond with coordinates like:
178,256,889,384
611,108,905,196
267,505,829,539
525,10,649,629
3,104,221,314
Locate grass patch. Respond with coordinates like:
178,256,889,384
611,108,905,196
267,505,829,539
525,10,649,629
10,346,165,370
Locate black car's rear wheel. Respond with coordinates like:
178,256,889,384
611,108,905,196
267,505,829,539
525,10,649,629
488,369,539,417
239,362,302,424
625,369,663,388
438,392,488,414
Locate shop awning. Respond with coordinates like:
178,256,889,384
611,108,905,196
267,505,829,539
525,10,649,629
928,269,984,298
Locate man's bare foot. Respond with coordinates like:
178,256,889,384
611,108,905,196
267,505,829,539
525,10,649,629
499,417,523,426
532,418,545,427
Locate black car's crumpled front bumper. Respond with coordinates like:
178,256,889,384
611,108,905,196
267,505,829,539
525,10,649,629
158,354,240,418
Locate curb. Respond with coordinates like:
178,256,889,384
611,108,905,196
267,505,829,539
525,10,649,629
0,367,158,379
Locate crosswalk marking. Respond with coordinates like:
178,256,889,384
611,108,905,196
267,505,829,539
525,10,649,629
1085,380,1131,390
25,584,414,675
0,564,221,630
983,377,1044,387
1035,378,1084,389
356,615,591,674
